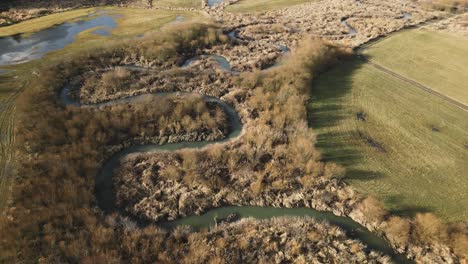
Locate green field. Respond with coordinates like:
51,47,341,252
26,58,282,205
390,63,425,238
0,7,202,211
0,7,201,38
362,29,468,106
153,0,201,8
226,0,314,13
309,58,468,222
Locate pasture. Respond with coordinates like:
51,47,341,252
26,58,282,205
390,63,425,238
152,0,201,8
226,0,314,13
362,29,468,106
308,58,468,222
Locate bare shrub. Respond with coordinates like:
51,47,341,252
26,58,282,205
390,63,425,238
384,216,411,247
413,213,448,244
358,197,387,223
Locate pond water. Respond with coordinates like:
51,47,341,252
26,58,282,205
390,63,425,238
174,15,186,23
207,0,226,7
0,12,119,66
228,30,238,39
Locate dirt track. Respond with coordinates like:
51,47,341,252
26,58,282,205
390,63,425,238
365,59,468,112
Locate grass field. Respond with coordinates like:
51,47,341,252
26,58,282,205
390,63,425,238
0,7,201,38
308,59,468,222
226,0,314,13
362,29,468,106
153,0,201,8
0,7,202,211
0,8,97,37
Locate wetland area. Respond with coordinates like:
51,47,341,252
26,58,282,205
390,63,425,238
0,0,467,263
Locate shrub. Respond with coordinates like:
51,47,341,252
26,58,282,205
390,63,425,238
412,213,448,244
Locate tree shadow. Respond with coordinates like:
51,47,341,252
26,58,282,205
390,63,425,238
316,130,361,166
345,169,385,181
308,58,373,181
385,195,433,218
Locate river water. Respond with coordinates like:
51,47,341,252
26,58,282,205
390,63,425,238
1,11,411,263
59,65,410,263
207,0,226,7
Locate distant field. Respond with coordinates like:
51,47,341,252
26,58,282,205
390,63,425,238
308,59,468,222
0,7,200,38
153,0,201,9
226,0,314,13
0,8,97,37
363,29,468,106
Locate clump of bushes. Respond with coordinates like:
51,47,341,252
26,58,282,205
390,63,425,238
419,0,468,12
359,196,468,261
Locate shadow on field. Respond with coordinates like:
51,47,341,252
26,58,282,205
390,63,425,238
385,195,433,217
345,169,384,181
307,58,381,180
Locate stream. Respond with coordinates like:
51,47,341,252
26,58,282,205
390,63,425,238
59,65,410,263
182,54,232,71
207,0,226,7
341,18,357,35
3,10,411,263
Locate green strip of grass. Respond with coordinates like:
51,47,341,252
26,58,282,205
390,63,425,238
153,0,201,8
363,29,468,106
308,59,468,222
226,0,315,13
0,8,97,37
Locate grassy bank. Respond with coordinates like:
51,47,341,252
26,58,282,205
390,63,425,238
0,8,97,37
226,0,315,13
0,7,202,38
308,59,468,222
362,29,468,106
152,0,201,9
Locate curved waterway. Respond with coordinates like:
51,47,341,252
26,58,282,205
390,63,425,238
58,64,411,263
0,11,119,66
403,13,412,20
341,18,357,35
182,54,233,72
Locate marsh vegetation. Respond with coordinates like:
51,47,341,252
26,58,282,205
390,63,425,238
1,1,467,263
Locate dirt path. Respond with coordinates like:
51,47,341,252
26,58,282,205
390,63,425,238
0,80,26,210
364,59,468,112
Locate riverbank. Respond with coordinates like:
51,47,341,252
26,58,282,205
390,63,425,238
0,1,466,263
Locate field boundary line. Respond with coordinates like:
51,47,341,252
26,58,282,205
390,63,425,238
356,15,455,52
365,59,468,112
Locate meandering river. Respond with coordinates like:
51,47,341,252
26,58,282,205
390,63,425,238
2,11,411,263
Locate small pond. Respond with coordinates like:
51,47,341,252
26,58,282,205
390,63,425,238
0,11,119,66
